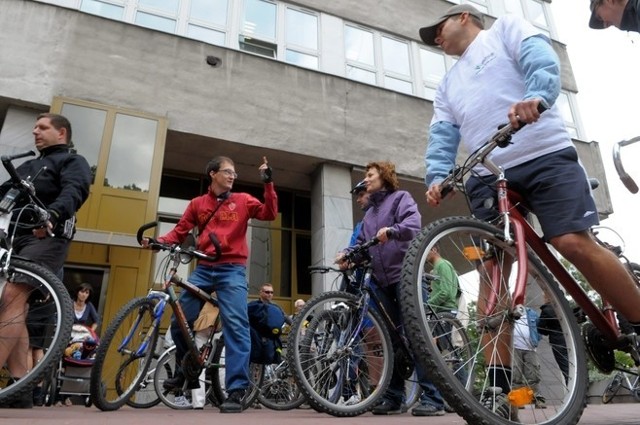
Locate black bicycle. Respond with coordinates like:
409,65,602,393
286,238,472,417
0,151,74,405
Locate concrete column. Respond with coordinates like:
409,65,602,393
310,163,354,295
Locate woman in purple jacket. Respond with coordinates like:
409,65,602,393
337,161,446,417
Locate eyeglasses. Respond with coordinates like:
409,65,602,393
262,290,274,294
218,168,238,179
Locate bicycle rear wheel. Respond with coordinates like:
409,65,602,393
258,359,306,410
90,297,159,411
601,373,623,404
287,291,394,417
123,350,162,408
0,259,73,405
400,216,588,425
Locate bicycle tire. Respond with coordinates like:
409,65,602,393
90,297,159,411
209,337,264,410
286,291,394,417
404,370,421,410
153,345,193,409
123,351,162,408
0,259,73,404
601,373,623,404
400,216,588,425
257,359,306,410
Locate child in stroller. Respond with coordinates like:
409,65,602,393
47,324,100,407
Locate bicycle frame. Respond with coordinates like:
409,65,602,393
487,164,620,344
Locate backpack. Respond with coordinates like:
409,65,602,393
247,301,286,364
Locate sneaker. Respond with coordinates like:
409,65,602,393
480,387,518,421
534,395,547,409
411,404,445,417
371,399,403,415
174,395,191,408
444,401,456,413
343,394,360,406
220,389,245,413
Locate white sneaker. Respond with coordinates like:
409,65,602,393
174,395,191,408
344,394,361,406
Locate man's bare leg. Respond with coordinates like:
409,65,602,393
0,282,30,378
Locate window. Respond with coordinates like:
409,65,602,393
522,0,551,37
382,36,412,95
187,0,228,46
419,48,448,101
80,0,124,19
285,7,318,69
134,0,180,33
556,91,579,139
105,113,157,191
344,25,376,85
240,0,277,58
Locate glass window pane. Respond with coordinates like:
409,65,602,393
138,0,179,14
80,0,124,20
556,92,576,125
243,0,276,40
423,85,437,101
190,0,228,26
286,50,318,69
344,26,374,66
346,65,376,85
60,104,107,185
504,0,525,17
135,12,176,33
384,76,412,95
382,36,410,76
105,114,157,191
188,24,226,45
420,48,446,83
286,8,317,50
525,0,548,28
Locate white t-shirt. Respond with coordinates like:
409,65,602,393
513,315,535,351
431,15,573,176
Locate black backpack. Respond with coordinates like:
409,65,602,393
247,301,286,364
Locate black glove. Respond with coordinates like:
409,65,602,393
261,166,273,183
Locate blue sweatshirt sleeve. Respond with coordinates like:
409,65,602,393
425,121,461,188
519,35,561,108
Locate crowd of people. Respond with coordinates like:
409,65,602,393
1,1,639,419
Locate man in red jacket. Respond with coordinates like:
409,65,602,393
143,155,277,413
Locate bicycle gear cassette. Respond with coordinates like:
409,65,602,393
582,322,615,373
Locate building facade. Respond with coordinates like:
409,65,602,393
0,0,611,328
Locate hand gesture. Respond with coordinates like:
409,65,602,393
259,156,273,183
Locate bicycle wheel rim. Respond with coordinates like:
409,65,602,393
90,297,158,411
0,259,73,404
287,291,394,417
400,217,588,425
124,350,162,408
257,362,306,410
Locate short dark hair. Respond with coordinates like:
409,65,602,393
37,113,72,145
205,156,234,182
74,282,93,299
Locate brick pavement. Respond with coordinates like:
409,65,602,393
0,402,638,425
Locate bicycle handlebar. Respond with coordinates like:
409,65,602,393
136,221,222,262
439,103,547,198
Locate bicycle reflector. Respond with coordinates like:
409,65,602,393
508,386,534,408
463,246,485,261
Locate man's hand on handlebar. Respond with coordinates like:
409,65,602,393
32,221,53,239
140,237,153,249
426,183,445,207
508,99,543,129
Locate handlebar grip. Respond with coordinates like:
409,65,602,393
137,221,158,245
208,233,222,262
1,151,35,183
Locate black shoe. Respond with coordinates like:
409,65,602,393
32,387,44,407
371,399,403,415
163,372,185,391
411,404,445,417
220,389,245,413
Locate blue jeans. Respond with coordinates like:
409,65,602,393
170,263,250,392
371,282,444,409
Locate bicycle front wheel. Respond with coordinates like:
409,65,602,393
0,259,73,405
601,373,623,404
287,291,394,417
90,297,159,411
400,216,588,425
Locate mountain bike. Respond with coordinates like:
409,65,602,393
0,151,74,405
602,368,640,404
287,238,472,417
89,221,262,411
613,136,639,194
400,118,640,425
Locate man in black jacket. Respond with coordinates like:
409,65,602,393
589,0,640,32
0,113,91,408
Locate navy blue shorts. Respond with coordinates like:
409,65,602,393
464,147,599,241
